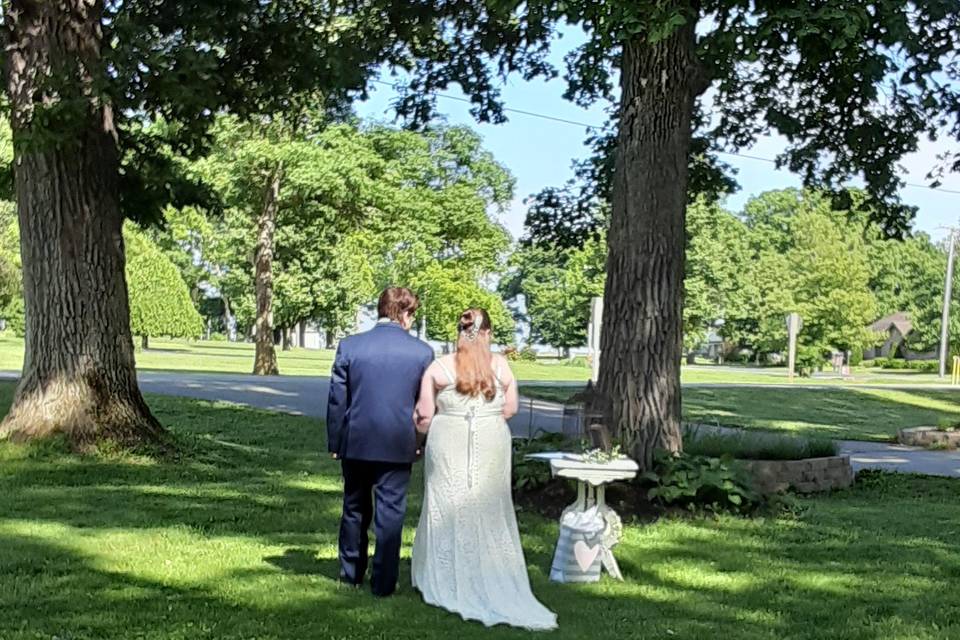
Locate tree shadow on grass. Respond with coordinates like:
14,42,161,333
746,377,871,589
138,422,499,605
265,548,340,579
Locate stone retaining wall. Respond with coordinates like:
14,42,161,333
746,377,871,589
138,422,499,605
740,456,854,494
898,427,960,449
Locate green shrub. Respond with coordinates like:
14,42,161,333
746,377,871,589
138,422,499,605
1,297,24,336
563,355,591,368
512,433,568,492
849,346,863,366
125,224,203,341
207,333,229,342
879,358,936,372
683,426,838,461
794,346,824,377
503,346,520,361
519,346,538,362
936,417,960,432
641,450,765,514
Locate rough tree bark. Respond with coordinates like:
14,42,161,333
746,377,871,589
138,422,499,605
597,18,709,470
0,0,164,445
252,164,281,375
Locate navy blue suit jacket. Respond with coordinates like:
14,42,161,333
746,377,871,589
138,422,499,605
326,322,434,464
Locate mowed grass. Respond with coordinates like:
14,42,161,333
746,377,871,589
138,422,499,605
0,334,595,381
519,385,960,442
684,387,960,442
1,382,960,639
0,333,949,386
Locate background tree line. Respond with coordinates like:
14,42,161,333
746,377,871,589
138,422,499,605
507,188,956,367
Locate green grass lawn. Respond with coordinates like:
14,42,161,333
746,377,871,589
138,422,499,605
0,333,952,386
520,385,960,442
0,334,597,381
0,334,336,377
2,382,960,639
684,387,960,442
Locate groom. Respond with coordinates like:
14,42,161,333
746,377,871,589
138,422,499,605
326,287,434,596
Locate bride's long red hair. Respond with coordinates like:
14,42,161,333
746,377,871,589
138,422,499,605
455,308,496,401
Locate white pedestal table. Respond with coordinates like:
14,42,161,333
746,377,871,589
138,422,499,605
526,452,639,580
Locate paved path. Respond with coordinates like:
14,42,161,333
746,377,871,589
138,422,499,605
1,370,958,478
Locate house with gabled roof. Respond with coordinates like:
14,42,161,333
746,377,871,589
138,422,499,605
865,312,935,360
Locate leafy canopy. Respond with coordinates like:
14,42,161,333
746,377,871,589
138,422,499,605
178,116,514,339
479,1,960,248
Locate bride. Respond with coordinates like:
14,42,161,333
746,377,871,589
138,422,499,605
411,308,557,631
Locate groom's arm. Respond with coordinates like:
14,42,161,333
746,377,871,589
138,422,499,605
326,343,349,458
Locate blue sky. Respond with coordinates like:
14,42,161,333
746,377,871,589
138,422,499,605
355,34,960,243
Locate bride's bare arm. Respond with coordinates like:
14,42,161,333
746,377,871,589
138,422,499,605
497,356,519,419
415,363,440,433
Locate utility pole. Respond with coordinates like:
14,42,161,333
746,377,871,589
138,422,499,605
939,228,957,378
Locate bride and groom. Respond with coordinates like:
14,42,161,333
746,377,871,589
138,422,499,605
326,287,557,631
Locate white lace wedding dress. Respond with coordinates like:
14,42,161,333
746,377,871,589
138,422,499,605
411,361,557,631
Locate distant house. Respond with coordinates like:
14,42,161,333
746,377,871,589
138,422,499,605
865,312,935,360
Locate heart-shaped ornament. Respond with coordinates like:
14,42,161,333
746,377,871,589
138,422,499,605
573,540,601,572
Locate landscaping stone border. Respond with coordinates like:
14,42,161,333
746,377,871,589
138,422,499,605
898,427,960,449
740,456,855,494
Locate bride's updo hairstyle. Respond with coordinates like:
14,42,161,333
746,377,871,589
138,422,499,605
455,308,496,401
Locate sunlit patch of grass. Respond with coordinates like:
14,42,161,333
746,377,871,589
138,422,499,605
520,384,960,442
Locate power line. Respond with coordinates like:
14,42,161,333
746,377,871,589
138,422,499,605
370,80,598,129
369,79,960,197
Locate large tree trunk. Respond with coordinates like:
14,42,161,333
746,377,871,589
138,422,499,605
298,321,306,348
281,327,292,351
598,17,708,470
0,0,163,446
252,164,281,375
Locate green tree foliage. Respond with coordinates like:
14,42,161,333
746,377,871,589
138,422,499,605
124,224,204,343
0,199,22,334
413,262,515,345
867,232,957,353
502,237,605,353
188,118,514,345
733,190,877,357
0,123,17,330
684,198,750,350
148,205,219,305
362,125,515,300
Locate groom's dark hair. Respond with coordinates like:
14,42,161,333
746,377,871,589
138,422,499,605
378,287,420,322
